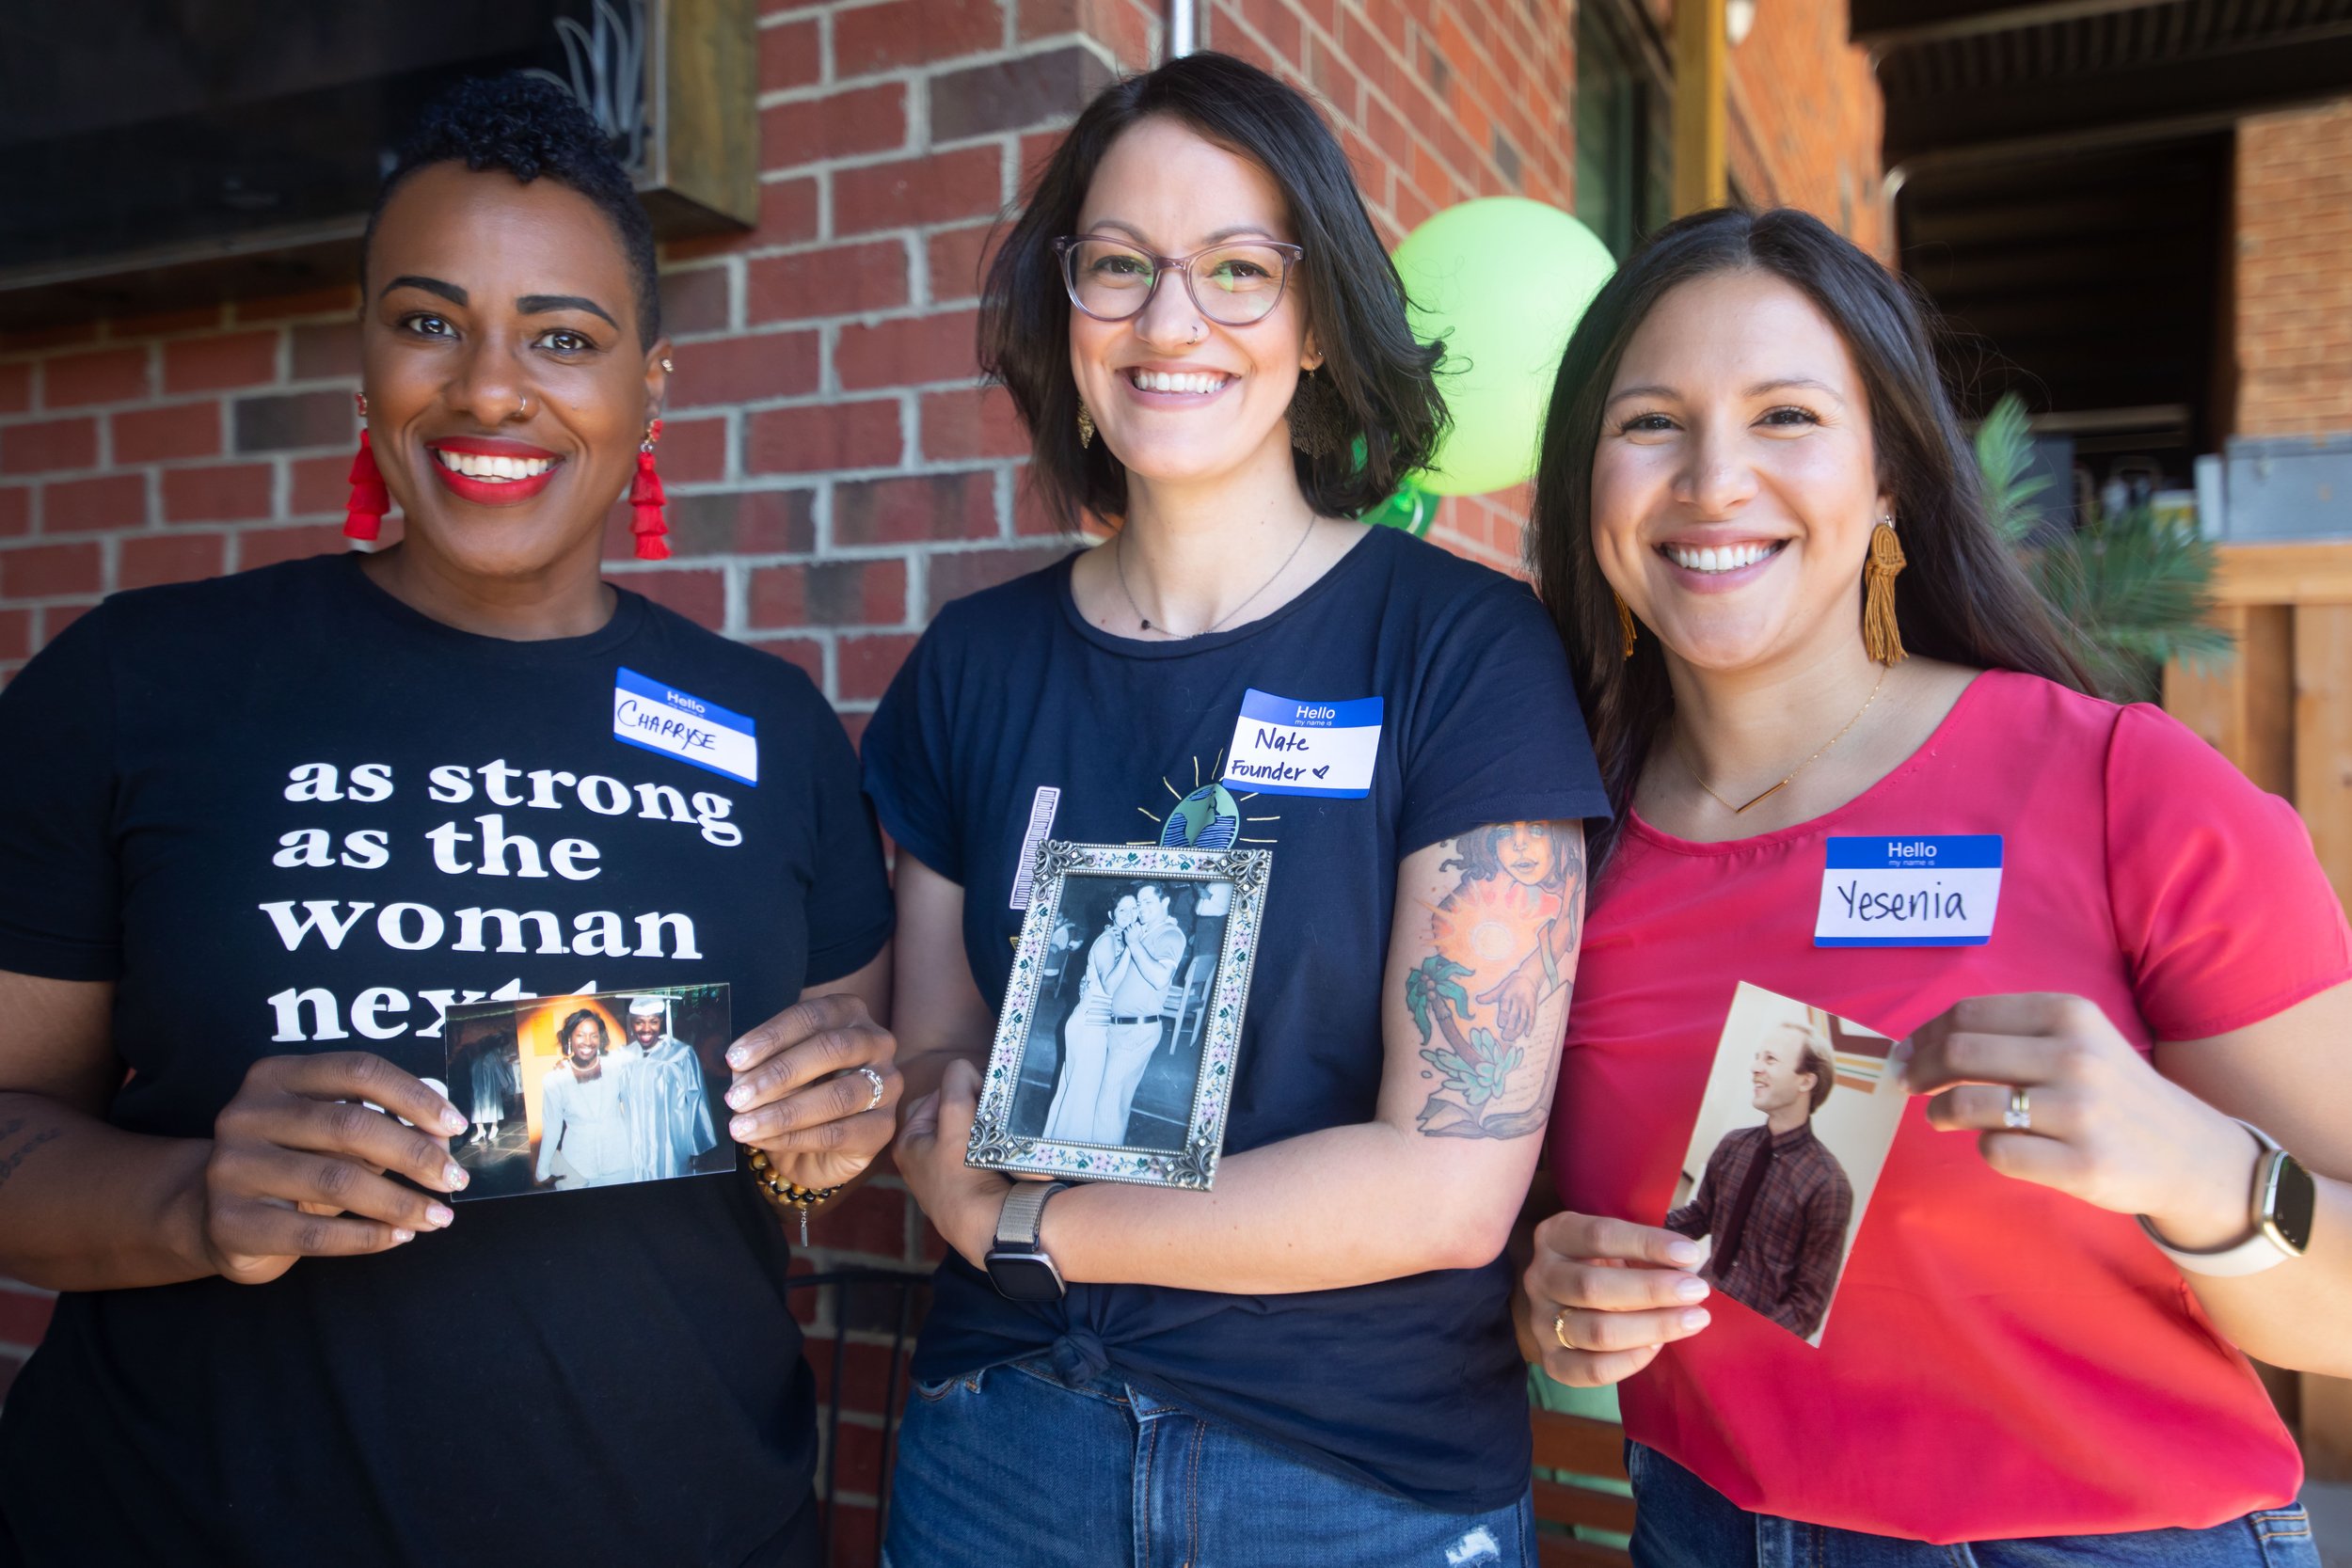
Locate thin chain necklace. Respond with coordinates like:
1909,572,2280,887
1113,515,1316,639
1679,663,1890,816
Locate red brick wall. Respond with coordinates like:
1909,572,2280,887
1728,2,1888,262
2235,96,2352,438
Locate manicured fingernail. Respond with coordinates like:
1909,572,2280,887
426,1205,455,1228
443,1164,468,1190
441,1108,468,1133
726,1045,749,1068
729,1116,753,1139
1676,1276,1710,1302
1666,1241,1702,1267
1680,1308,1710,1331
726,1085,750,1110
392,1228,416,1243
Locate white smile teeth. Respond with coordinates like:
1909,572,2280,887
1667,541,1780,573
1129,370,1231,395
434,449,555,482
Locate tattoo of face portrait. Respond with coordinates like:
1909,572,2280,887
1404,821,1585,1139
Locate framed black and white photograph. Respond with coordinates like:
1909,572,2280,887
965,842,1271,1189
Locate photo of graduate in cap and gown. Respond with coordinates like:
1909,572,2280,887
620,994,722,1180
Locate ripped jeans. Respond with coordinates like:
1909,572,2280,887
882,1357,1536,1568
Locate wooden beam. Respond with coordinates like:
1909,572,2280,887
1852,0,2163,50
2305,1374,2352,1484
2294,605,2352,911
2210,545,2352,609
2165,605,2294,799
1672,0,1726,214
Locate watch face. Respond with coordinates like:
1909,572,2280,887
2265,1154,2317,1256
985,1251,1067,1304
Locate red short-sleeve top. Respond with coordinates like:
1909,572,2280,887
1549,670,2351,1543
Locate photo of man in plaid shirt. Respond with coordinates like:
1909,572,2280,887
1665,1021,1854,1340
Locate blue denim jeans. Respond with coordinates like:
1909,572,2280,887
1627,1441,2321,1568
882,1357,1537,1568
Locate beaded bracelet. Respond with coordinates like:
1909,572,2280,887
745,1147,840,1246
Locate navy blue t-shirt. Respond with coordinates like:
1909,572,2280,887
0,554,892,1568
862,527,1608,1510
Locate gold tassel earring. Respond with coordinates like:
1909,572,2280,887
1614,591,1637,660
1863,515,1907,665
1076,402,1096,449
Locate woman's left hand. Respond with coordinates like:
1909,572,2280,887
895,1057,1011,1269
1905,993,2257,1245
724,993,902,1193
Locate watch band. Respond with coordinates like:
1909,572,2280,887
994,1181,1072,1250
2137,1120,2304,1277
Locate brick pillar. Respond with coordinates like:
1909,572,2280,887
2235,96,2352,439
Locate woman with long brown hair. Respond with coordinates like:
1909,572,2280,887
1521,207,2347,1564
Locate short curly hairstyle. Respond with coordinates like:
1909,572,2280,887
981,53,1447,525
362,73,660,345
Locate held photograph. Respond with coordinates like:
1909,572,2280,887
966,842,1271,1189
1663,981,1910,1346
447,984,735,1200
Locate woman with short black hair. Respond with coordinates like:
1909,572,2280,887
0,75,899,1567
1522,206,2349,1565
874,53,1607,1566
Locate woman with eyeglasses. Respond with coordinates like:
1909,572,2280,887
870,53,1608,1568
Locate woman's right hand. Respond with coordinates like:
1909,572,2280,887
1522,1211,1713,1386
199,1052,469,1285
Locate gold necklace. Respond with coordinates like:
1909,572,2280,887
1680,664,1890,816
1113,515,1316,638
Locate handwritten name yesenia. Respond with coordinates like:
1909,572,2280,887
1833,879,1968,924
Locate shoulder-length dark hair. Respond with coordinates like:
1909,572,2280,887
979,52,1446,525
557,1008,608,1051
1527,207,2090,863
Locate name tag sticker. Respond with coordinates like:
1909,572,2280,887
612,667,758,785
1816,834,2001,947
1220,689,1383,799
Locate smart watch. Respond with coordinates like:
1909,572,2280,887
2138,1120,2316,1277
985,1181,1073,1302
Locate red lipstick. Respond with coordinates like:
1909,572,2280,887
424,436,564,507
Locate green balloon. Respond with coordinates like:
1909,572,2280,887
1392,198,1615,497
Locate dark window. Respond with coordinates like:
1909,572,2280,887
1574,0,1673,260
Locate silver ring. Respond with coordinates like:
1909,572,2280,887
855,1065,886,1113
2005,1085,2032,1131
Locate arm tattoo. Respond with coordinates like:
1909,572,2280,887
1404,821,1586,1139
0,1117,61,1196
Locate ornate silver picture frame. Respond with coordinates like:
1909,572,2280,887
965,841,1272,1190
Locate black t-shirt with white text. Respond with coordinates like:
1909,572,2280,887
0,554,892,1567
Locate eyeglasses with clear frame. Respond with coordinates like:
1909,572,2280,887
1054,235,1306,327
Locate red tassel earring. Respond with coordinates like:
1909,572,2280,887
630,418,669,562
344,393,389,542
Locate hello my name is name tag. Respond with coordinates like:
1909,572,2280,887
612,667,758,785
1220,689,1383,799
1815,834,2002,947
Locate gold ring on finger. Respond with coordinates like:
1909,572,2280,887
855,1066,886,1113
1552,1311,1577,1353
2005,1085,2032,1132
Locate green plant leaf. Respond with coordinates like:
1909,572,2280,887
1976,393,2056,546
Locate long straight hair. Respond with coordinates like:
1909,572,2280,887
1527,208,2090,863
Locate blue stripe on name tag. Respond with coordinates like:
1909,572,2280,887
1824,833,2001,870
1236,689,1385,728
616,667,756,736
1818,935,1990,948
